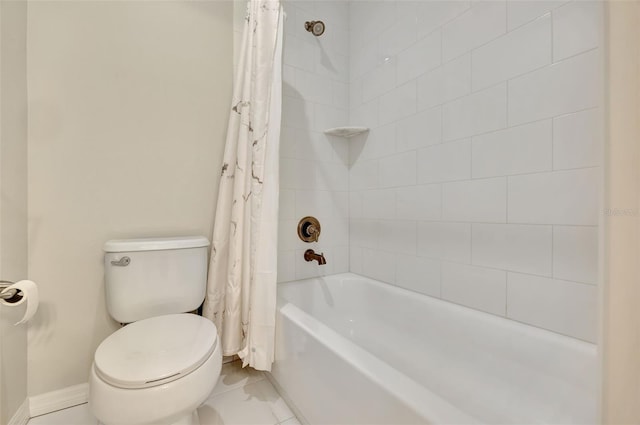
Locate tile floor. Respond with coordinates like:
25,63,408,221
28,361,299,425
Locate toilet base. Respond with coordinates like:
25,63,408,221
98,411,199,425
171,410,199,425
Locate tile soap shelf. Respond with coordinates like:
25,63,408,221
324,126,369,138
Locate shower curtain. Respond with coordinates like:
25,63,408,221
203,0,282,371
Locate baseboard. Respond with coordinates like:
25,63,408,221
29,383,88,418
264,372,309,425
8,398,29,425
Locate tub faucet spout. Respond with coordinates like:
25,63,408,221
304,249,327,265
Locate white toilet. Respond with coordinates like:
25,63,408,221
89,236,222,425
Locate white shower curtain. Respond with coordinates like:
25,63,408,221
203,0,282,371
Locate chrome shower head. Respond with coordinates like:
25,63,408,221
305,20,325,36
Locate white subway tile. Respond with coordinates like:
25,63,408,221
332,245,350,274
350,219,380,250
553,225,598,284
350,40,378,81
277,250,296,283
362,189,396,220
472,223,552,275
397,31,442,86
507,272,597,341
357,1,397,48
296,68,333,105
294,130,333,163
362,58,396,102
379,220,417,255
283,36,316,72
442,177,507,223
472,13,551,90
553,108,601,170
349,159,378,191
508,168,599,225
278,219,299,251
379,151,417,188
350,77,364,108
442,1,507,62
279,189,296,220
280,158,316,190
417,221,472,263
443,83,507,141
507,0,567,30
316,161,349,191
323,217,350,247
396,184,442,221
283,4,299,36
379,81,418,125
350,246,363,274
282,96,313,130
283,65,298,99
442,263,507,316
472,120,552,178
379,15,418,58
350,99,379,131
396,1,421,24
396,107,442,152
365,124,397,160
349,191,363,219
362,248,396,284
332,81,349,109
316,50,349,83
553,0,602,62
417,1,471,39
508,50,601,125
417,139,471,184
396,255,441,297
295,191,342,227
280,125,296,159
417,54,472,111
314,104,347,133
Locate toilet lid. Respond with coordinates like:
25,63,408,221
94,313,218,389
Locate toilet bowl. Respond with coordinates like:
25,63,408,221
89,313,222,425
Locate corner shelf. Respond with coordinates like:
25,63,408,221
323,126,369,138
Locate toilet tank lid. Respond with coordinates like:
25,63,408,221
103,236,210,253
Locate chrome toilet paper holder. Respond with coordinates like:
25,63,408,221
0,280,23,302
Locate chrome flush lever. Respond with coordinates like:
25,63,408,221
111,257,131,267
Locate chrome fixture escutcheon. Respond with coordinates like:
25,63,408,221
298,216,321,242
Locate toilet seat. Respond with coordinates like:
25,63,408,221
94,313,218,389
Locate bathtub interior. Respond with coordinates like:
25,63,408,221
277,273,598,424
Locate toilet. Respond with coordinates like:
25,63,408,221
89,236,222,425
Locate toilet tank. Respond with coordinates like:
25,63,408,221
103,236,210,324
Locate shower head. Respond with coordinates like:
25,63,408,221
305,21,325,36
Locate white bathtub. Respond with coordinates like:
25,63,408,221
268,273,598,425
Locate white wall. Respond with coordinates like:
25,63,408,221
0,0,28,421
348,0,603,342
602,1,640,422
278,1,350,282
27,1,232,396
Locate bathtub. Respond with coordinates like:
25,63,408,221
268,273,598,424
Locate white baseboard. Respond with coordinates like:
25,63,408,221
264,373,309,425
8,398,29,425
29,383,88,418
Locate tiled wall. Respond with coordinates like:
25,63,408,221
278,1,351,282
348,0,603,342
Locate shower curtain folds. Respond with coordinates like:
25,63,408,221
203,0,282,371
